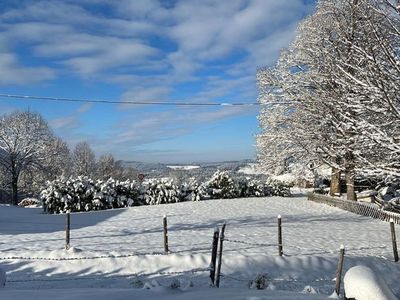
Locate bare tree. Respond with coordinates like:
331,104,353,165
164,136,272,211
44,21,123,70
72,141,96,177
19,137,71,196
0,111,59,204
97,153,124,180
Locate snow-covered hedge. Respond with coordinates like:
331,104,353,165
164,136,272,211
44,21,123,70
41,171,292,213
142,178,181,205
237,178,267,197
266,180,291,197
41,177,141,213
204,170,239,199
180,178,208,201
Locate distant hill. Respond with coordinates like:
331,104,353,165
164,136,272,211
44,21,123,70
122,159,256,178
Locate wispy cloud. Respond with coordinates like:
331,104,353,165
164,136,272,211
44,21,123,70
0,52,55,85
50,103,93,130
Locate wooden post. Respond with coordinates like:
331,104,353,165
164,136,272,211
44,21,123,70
163,215,169,254
210,227,219,285
278,215,283,256
390,219,399,262
65,211,70,250
215,223,226,288
335,245,345,296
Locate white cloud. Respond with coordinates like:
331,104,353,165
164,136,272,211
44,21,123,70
0,52,55,85
64,41,159,75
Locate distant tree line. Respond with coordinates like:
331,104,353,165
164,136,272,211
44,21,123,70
0,111,138,205
257,0,400,200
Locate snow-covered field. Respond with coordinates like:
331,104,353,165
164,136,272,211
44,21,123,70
167,165,200,170
0,194,399,299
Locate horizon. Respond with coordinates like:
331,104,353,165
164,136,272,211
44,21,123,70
122,158,255,165
0,0,315,163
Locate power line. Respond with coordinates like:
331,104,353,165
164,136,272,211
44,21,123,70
0,93,261,107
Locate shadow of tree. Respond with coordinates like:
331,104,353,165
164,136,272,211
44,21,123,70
0,206,125,234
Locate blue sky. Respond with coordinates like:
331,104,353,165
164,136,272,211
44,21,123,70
0,0,314,163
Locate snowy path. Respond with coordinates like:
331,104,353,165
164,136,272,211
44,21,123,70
0,195,399,298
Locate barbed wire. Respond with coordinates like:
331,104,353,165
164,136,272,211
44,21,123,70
224,237,277,247
0,252,170,261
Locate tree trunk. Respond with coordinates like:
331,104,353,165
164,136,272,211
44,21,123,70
330,166,341,196
11,175,18,205
345,152,356,201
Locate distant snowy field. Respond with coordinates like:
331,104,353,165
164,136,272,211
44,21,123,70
0,195,399,299
167,165,200,170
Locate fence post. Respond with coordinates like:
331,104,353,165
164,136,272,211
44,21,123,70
163,215,169,254
334,245,345,296
278,215,283,256
215,223,226,288
65,211,70,250
390,219,399,262
210,227,219,285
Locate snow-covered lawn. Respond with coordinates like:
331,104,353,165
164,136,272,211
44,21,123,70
0,195,399,299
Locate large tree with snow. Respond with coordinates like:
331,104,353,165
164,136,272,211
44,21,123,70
0,111,63,204
257,0,400,200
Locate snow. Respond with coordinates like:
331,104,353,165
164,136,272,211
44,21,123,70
0,268,5,288
237,163,263,175
271,173,297,185
167,166,200,170
0,196,399,299
343,266,397,300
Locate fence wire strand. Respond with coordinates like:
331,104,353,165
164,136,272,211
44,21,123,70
224,237,277,247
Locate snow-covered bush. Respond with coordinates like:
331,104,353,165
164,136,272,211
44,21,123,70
180,177,209,201
237,178,266,197
93,178,141,209
41,176,96,213
248,273,269,290
142,178,181,205
265,180,291,197
18,198,41,207
204,170,239,199
313,184,328,195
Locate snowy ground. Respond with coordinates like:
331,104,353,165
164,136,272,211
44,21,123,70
0,194,399,299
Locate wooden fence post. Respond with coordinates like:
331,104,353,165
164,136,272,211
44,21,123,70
210,227,219,285
163,215,169,254
278,215,283,256
215,223,226,288
335,245,345,296
65,211,70,250
390,219,399,262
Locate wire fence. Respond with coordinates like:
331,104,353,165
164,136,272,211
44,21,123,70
1,196,399,290
223,238,277,248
